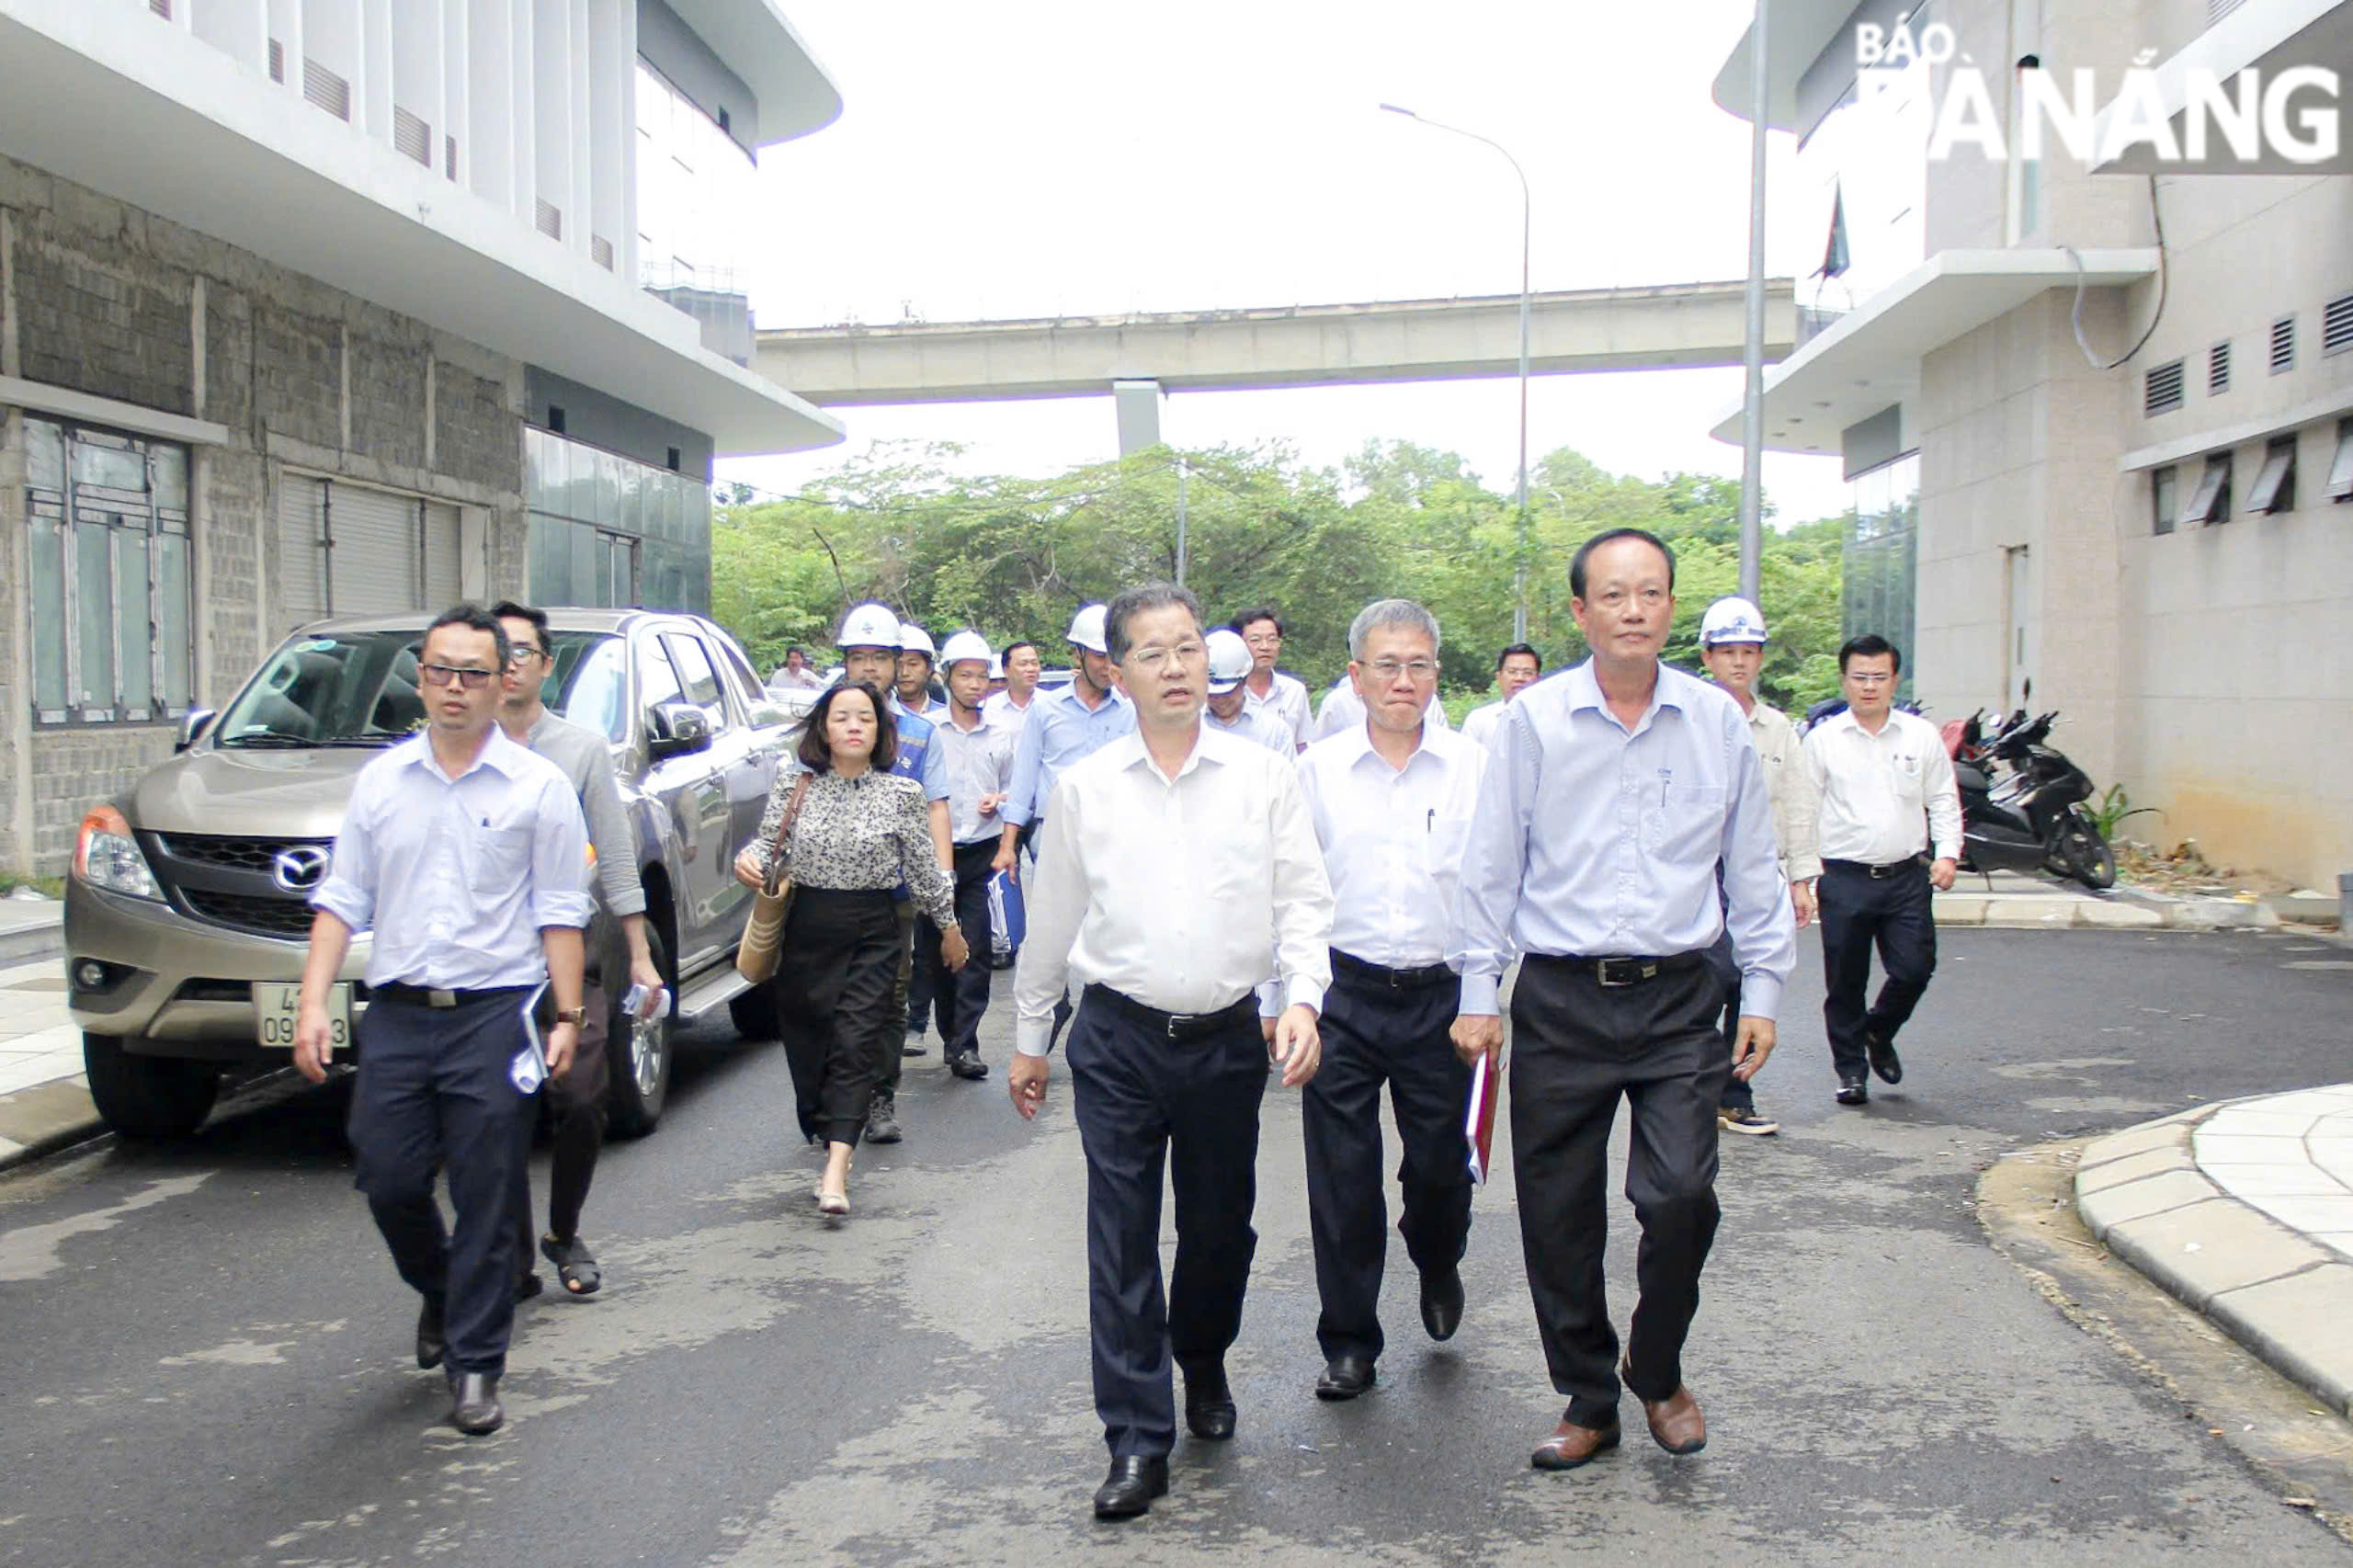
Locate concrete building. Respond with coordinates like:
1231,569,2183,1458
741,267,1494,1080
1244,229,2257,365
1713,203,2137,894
0,0,845,875
1713,0,2353,892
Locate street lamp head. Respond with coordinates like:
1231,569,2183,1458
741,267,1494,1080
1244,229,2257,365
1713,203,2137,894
1378,103,1417,119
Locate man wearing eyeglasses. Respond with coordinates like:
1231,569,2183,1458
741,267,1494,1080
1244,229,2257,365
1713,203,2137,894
293,604,594,1437
1293,600,1488,1404
1802,634,1961,1108
492,602,665,1302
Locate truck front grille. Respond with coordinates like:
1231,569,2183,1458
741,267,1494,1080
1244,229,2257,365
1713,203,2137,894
179,891,317,940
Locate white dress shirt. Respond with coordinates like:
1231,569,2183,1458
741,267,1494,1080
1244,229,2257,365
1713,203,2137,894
932,705,1017,846
313,728,595,990
1014,724,1335,1056
1461,700,1506,751
1313,681,1452,742
981,689,1035,733
1204,702,1293,753
1803,707,1963,865
1452,659,1795,1020
1245,670,1313,749
1296,722,1488,969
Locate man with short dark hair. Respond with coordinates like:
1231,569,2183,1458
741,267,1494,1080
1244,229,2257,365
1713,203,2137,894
1454,528,1793,1472
1231,606,1313,750
1803,634,1961,1107
295,604,594,1437
492,601,664,1299
773,646,822,691
1461,643,1543,751
984,640,1043,732
1009,583,1333,1520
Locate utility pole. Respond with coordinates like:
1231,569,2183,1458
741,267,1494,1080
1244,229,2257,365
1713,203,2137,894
1175,455,1189,586
1737,0,1770,605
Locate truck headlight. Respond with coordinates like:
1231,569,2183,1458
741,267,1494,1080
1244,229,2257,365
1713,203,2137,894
74,806,162,901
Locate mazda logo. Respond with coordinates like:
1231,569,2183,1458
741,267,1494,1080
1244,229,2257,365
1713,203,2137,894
270,845,333,893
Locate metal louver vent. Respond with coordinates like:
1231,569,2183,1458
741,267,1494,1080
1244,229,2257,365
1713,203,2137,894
2210,341,2230,394
446,134,458,180
268,38,284,83
592,234,615,271
535,200,563,241
393,107,430,165
2271,315,2295,373
2325,294,2353,356
303,58,350,121
149,0,171,17
2144,359,2185,417
2209,0,2247,21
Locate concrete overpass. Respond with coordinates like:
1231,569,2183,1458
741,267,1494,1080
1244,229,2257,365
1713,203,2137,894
753,278,1798,449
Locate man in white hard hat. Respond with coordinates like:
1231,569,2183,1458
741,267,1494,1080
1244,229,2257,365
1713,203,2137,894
1698,597,1820,1138
914,631,1017,1080
995,603,1136,1050
1461,644,1543,751
830,602,954,1143
896,623,948,723
1202,629,1293,752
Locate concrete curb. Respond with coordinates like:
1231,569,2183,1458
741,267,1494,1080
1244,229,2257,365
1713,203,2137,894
0,916,63,968
0,1074,104,1175
2077,1103,2353,1419
1933,884,2281,930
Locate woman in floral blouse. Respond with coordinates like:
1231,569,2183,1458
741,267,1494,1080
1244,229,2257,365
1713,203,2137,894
734,683,964,1216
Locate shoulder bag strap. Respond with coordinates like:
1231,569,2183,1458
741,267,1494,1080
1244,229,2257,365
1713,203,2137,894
763,774,813,896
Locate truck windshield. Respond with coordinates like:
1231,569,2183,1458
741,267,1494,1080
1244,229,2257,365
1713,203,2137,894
214,629,624,747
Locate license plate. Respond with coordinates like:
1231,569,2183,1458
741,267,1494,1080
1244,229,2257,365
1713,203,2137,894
253,982,350,1056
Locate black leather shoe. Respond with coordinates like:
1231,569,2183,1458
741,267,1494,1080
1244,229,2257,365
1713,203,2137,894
448,1371,503,1436
947,1051,989,1081
1865,1029,1904,1085
1420,1267,1465,1342
1092,1456,1169,1519
1315,1353,1378,1401
1836,1074,1870,1106
1183,1363,1236,1440
415,1298,446,1369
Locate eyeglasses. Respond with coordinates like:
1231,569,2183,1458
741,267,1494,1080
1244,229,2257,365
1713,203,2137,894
506,646,549,668
419,664,498,689
1366,658,1438,682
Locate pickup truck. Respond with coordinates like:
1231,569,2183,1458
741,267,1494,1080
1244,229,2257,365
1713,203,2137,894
64,608,793,1139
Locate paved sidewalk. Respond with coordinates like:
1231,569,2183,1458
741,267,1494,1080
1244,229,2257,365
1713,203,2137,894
0,956,96,1166
0,892,64,965
2077,1085,2353,1417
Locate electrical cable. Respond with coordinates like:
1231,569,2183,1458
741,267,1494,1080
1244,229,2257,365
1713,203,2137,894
2063,173,2166,370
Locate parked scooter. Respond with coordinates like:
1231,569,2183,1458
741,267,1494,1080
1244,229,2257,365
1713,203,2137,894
1948,709,2115,890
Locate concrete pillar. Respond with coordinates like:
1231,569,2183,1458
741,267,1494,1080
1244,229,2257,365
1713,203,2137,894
1112,379,1161,455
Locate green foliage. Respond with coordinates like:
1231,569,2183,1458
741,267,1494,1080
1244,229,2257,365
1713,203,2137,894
2088,783,2162,841
710,438,1848,710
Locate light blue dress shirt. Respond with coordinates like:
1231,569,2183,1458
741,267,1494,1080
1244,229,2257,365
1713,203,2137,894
1000,681,1135,827
1451,659,1795,1020
313,728,596,990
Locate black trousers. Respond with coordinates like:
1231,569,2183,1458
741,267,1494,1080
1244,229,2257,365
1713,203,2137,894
1066,989,1268,1460
776,889,902,1145
509,983,609,1281
914,839,997,1060
347,990,537,1377
1818,860,1937,1082
1302,964,1472,1363
1509,955,1728,1429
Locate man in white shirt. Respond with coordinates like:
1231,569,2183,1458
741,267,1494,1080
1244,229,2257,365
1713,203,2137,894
1008,583,1333,1521
1802,634,1961,1106
1231,605,1313,749
982,639,1043,731
1295,600,1488,1403
1202,629,1294,751
770,646,823,691
294,605,595,1437
919,631,1017,1081
1461,643,1542,751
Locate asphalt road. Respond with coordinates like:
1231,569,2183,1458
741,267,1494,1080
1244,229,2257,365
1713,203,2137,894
2,926,2349,1567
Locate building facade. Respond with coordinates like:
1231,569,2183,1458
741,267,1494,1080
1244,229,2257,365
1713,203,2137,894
0,0,844,874
1716,0,2353,891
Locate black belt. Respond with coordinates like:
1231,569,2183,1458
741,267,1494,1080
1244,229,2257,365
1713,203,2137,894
1525,950,1709,990
369,983,535,1009
1083,983,1258,1042
1824,857,1924,880
1331,949,1456,991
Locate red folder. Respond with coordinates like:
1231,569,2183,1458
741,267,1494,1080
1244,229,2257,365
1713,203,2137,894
1465,1048,1500,1185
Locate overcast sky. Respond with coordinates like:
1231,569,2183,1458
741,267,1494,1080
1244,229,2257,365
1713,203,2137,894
717,0,1850,526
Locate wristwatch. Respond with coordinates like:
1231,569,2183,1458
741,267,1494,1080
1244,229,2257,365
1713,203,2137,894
554,1007,588,1026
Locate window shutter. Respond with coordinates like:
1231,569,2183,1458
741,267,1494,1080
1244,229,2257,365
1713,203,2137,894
423,501,465,611
277,473,330,632
2325,293,2353,356
328,483,425,617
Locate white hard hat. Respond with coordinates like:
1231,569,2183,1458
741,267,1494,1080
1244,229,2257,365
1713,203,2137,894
838,602,902,651
897,622,937,659
938,630,992,668
988,653,1005,679
1699,596,1768,647
1205,629,1253,694
1066,603,1109,655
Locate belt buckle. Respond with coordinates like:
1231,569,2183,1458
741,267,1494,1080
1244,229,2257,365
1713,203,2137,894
1165,1012,1185,1040
428,988,458,1008
1595,959,1654,988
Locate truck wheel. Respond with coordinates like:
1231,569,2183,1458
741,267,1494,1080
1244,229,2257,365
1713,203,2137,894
82,1033,219,1139
727,981,780,1041
603,926,673,1140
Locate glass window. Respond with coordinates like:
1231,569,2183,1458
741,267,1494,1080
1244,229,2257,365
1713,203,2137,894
662,631,723,710
151,446,188,514
637,633,686,721
74,521,116,714
2152,467,2177,535
25,417,65,493
30,513,67,713
157,532,192,708
114,528,153,718
73,437,148,494
550,631,629,743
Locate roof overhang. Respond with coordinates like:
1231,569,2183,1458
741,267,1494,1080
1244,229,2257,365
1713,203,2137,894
1709,248,2162,454
663,0,843,143
1711,0,1869,131
2090,0,2353,174
0,2,841,458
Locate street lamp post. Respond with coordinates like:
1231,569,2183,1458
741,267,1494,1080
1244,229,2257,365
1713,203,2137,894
1737,0,1770,605
1381,104,1532,643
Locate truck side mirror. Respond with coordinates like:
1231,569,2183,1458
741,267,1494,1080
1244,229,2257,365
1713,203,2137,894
648,701,711,760
176,709,217,752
